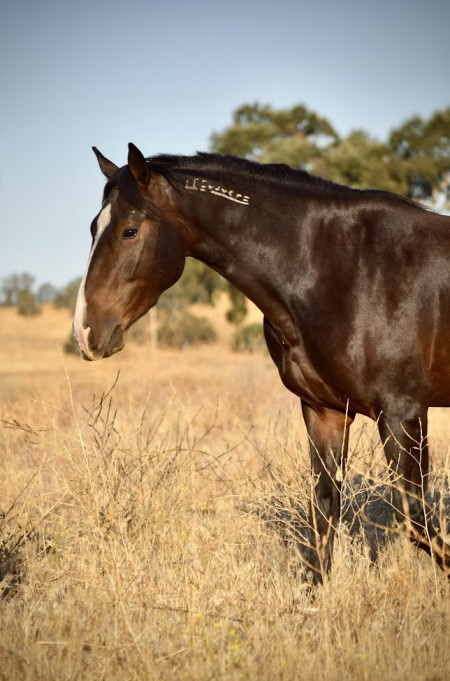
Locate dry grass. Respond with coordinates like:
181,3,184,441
0,305,448,680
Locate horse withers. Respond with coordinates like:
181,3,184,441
74,143,450,584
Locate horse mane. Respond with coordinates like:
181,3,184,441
146,152,348,196
104,152,426,215
146,153,426,209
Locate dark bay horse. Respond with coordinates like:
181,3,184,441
74,143,450,583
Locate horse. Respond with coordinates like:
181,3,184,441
73,143,450,584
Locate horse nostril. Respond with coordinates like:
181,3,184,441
87,328,96,349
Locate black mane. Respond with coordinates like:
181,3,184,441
145,152,425,209
146,152,351,196
104,151,424,216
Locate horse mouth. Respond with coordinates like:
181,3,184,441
77,324,125,361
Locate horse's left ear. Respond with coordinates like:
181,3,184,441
128,143,150,187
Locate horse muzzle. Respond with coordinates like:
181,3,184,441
73,321,125,361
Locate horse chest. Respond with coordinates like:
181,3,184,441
263,316,350,410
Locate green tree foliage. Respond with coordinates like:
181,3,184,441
225,285,247,326
212,102,450,203
151,259,221,349
388,108,450,198
317,130,407,194
157,309,217,349
158,259,224,312
231,322,266,354
211,102,339,168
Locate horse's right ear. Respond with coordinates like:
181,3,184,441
128,143,150,187
92,147,119,179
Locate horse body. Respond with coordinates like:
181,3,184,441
74,144,450,582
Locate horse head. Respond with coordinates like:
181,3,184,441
73,144,186,360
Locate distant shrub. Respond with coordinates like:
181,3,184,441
158,310,216,349
63,332,80,355
17,290,41,317
225,286,247,325
231,323,266,354
158,259,224,309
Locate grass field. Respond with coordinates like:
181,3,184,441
0,304,448,680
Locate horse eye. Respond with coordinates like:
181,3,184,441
122,228,138,240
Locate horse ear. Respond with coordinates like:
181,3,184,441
92,147,119,179
128,143,150,187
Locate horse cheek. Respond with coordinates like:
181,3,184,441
151,227,185,293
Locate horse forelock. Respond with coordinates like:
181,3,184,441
103,166,161,219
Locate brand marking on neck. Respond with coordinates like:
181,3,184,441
185,177,250,205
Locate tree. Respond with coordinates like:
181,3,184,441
211,102,339,168
1,273,36,307
388,108,450,199
17,289,41,317
157,259,224,312
212,102,450,203
37,282,57,304
317,130,407,194
225,285,247,326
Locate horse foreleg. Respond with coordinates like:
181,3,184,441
301,401,355,584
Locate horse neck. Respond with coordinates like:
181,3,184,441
171,176,299,322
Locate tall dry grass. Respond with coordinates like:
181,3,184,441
0,306,448,680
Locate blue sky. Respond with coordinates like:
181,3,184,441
1,0,449,288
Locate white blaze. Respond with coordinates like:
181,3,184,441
73,204,112,358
